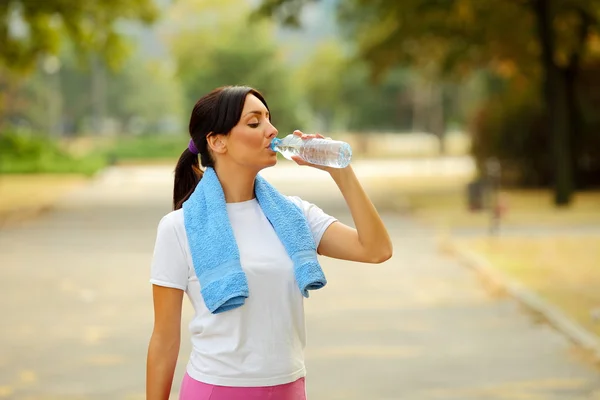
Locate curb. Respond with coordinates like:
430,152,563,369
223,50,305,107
441,237,600,366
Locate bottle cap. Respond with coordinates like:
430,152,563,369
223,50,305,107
269,138,282,151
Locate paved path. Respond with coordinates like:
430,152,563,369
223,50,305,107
1,164,599,400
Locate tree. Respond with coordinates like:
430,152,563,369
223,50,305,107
2,41,185,137
257,0,600,205
293,40,417,134
0,0,158,72
294,40,348,132
0,0,159,132
164,0,302,135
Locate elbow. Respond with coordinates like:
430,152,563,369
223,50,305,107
369,243,393,264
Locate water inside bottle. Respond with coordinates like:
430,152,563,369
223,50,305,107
300,140,352,168
270,136,352,168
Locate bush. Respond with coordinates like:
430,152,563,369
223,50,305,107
105,134,187,162
0,131,107,175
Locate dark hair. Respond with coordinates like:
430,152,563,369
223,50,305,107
173,86,270,210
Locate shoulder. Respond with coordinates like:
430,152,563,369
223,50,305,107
285,195,337,246
285,195,311,211
158,208,184,227
285,195,333,222
153,209,190,258
156,209,186,238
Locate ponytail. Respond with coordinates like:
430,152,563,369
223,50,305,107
173,148,203,210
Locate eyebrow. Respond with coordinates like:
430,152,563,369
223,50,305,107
244,110,269,118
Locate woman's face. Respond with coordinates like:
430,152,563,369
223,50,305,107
218,94,279,170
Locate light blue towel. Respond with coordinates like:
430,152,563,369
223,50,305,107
182,167,327,314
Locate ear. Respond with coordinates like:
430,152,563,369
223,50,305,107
206,134,227,154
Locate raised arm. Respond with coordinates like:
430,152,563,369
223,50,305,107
317,166,393,263
290,131,393,264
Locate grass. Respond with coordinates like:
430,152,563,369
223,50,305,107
0,174,87,223
368,174,600,233
458,236,600,338
408,188,600,230
100,134,187,162
1,132,189,175
0,131,107,176
0,155,106,175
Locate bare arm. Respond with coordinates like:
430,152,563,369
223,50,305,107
317,166,393,263
146,285,184,400
290,131,393,264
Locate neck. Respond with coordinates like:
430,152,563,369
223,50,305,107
213,163,258,203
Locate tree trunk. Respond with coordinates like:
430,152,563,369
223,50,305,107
411,78,428,132
430,83,446,155
91,53,106,135
564,63,582,190
534,0,573,205
564,8,593,190
412,78,446,154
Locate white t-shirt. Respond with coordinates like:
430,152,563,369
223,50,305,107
150,195,337,387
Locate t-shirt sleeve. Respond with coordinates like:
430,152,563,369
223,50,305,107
150,213,189,291
287,196,338,247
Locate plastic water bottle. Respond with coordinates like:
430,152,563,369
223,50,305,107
270,134,352,168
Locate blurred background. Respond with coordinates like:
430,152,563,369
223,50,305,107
1,0,600,399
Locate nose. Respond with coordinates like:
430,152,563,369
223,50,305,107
266,121,278,139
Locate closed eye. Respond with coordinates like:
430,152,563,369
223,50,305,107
248,123,260,128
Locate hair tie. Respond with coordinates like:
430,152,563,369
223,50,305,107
188,139,199,155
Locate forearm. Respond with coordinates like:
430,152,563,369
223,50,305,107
329,166,392,260
146,334,180,400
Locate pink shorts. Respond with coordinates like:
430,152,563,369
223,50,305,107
179,373,307,400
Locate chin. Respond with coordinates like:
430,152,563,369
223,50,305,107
255,156,277,172
265,158,278,169
266,153,278,167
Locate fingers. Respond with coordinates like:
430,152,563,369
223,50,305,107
293,130,328,141
291,155,307,165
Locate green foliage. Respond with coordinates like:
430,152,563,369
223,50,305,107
1,41,185,136
263,0,600,81
260,0,600,200
167,0,302,135
0,0,158,72
0,131,191,175
253,0,314,27
340,0,538,80
340,65,413,132
471,64,600,188
104,134,188,161
0,131,106,175
294,41,348,131
104,59,185,135
470,80,550,187
294,40,422,132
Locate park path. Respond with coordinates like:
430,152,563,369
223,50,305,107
1,162,599,400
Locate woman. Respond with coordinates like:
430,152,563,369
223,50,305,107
146,86,392,400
